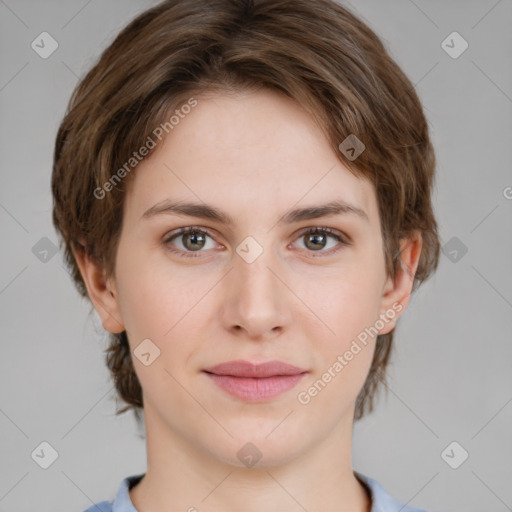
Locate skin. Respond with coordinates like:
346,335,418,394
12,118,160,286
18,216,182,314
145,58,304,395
75,88,422,512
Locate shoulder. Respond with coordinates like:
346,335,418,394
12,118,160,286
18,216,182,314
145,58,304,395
82,501,112,512
355,471,428,512
80,473,145,512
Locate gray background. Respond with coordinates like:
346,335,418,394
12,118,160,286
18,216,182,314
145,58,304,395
1,1,511,511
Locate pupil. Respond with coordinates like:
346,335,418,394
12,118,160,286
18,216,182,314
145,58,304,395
306,233,326,250
185,232,205,250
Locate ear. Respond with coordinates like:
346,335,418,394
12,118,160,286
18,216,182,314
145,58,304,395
72,245,125,334
377,231,423,335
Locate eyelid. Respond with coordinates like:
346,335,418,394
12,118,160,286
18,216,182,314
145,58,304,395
294,226,351,245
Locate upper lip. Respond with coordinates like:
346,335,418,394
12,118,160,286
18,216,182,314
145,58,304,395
203,360,308,378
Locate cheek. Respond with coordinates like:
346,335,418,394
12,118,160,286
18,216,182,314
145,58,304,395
295,276,381,413
112,252,201,401
114,245,216,374
114,238,193,336
295,257,385,392
306,262,385,342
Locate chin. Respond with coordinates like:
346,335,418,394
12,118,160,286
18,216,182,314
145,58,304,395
206,432,307,470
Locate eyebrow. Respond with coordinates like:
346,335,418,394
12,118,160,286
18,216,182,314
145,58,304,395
141,198,369,225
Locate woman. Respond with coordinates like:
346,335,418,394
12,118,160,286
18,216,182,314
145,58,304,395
52,1,440,510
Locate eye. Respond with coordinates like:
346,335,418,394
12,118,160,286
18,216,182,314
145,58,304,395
163,227,218,258
163,226,350,259
292,227,349,256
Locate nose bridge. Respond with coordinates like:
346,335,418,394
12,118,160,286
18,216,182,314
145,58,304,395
235,242,282,306
222,238,290,336
237,249,278,299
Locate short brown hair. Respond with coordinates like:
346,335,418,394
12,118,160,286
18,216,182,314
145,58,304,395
52,0,440,422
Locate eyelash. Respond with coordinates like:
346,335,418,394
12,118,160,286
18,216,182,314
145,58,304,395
163,226,350,259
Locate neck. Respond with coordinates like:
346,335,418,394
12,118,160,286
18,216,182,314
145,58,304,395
129,402,371,512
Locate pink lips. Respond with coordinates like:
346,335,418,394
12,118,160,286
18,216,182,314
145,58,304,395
203,360,308,402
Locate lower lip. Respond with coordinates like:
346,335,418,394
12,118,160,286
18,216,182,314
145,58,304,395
204,372,307,402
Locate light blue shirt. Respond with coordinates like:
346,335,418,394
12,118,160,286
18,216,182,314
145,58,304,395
83,471,427,512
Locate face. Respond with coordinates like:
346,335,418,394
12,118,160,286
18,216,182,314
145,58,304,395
81,88,419,468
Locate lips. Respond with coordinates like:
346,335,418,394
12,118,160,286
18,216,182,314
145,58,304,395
202,360,308,402
203,360,307,378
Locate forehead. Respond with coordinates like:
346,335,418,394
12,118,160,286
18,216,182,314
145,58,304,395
123,88,379,228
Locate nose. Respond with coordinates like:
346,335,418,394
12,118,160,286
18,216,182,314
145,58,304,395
219,243,293,340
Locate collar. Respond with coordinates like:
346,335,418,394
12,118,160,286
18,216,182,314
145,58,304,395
110,471,426,512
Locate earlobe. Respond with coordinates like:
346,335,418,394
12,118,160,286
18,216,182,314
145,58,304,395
378,232,423,335
72,245,125,334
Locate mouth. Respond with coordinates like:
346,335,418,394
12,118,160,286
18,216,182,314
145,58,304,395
202,360,308,402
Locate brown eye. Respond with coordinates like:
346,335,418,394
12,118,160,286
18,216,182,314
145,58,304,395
304,230,329,250
164,227,216,257
181,231,207,251
294,227,348,255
